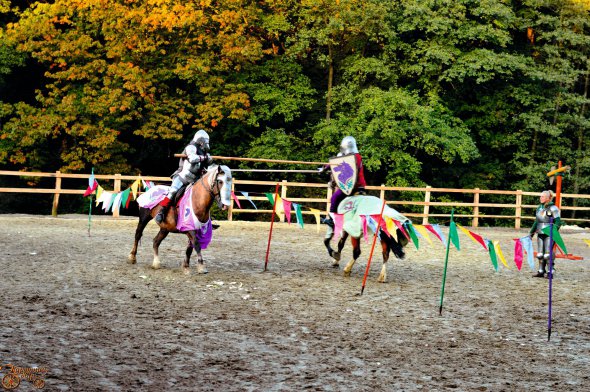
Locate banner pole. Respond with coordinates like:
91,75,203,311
360,200,387,295
264,183,280,271
547,217,555,341
439,209,454,315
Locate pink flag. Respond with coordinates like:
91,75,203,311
334,213,344,238
282,199,292,224
513,239,523,270
231,191,242,209
360,215,369,243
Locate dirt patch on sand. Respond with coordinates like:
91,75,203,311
1,215,589,391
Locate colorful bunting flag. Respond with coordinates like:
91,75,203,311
456,223,487,250
493,240,508,268
405,221,420,250
360,215,369,243
486,239,498,271
283,199,292,224
231,191,242,209
426,224,447,247
309,208,321,233
541,226,567,254
240,192,258,209
385,218,398,241
449,219,460,251
513,239,523,270
294,204,304,228
519,236,535,271
413,224,433,245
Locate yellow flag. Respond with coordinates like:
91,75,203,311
584,239,590,247
413,224,433,245
95,185,104,206
131,179,140,200
309,208,322,233
385,217,398,241
493,240,508,267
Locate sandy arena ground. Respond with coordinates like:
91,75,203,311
0,214,589,391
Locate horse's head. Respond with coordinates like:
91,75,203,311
205,164,233,210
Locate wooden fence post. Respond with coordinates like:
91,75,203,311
379,184,385,201
472,188,480,227
423,186,431,225
113,174,121,218
515,190,522,229
279,180,287,222
51,171,61,217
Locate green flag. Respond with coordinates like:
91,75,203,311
449,219,460,251
294,204,304,228
265,192,275,206
487,239,498,271
542,226,567,254
406,221,420,250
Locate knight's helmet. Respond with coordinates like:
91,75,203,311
340,136,358,155
193,129,210,152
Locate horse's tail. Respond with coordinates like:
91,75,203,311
380,228,406,260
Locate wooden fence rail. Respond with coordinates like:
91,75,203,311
2,170,590,228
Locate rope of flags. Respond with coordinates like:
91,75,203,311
83,169,155,213
231,189,569,273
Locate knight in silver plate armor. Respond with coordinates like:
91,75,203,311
155,129,213,224
529,190,561,278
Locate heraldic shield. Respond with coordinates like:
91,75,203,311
329,153,358,195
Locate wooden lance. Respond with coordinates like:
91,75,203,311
174,154,328,166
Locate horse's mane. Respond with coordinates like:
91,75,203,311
205,164,232,179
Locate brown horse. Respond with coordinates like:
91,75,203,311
323,195,410,282
128,164,232,274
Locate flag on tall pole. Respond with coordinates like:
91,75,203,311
264,183,280,271
547,217,555,342
439,209,458,315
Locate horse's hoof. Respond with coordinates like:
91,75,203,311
332,251,341,262
127,255,137,264
343,270,352,277
331,261,340,268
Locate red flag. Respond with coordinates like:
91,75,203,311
83,180,98,197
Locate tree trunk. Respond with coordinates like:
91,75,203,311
571,64,590,218
326,44,333,122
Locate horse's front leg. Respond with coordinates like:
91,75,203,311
186,231,207,275
331,231,348,267
378,236,391,283
151,228,169,269
128,208,152,264
343,236,361,277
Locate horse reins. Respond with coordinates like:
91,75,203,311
197,166,223,203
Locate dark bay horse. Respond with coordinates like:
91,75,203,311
324,195,410,282
128,165,232,274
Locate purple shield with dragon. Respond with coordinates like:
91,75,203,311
329,153,358,195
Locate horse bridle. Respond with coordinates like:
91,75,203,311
198,166,224,208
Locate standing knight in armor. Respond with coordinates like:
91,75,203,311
322,136,367,253
529,190,561,278
155,129,213,224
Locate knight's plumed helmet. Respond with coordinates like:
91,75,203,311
340,136,358,155
193,129,210,151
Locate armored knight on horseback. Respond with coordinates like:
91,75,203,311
155,129,213,224
323,135,367,248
